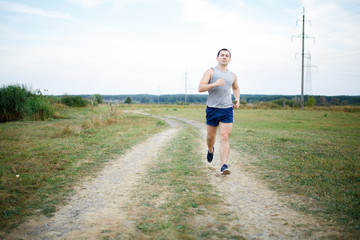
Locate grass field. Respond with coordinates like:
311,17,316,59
1,103,359,235
231,109,360,227
0,104,167,231
112,126,243,239
145,104,360,231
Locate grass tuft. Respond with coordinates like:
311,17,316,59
145,105,360,234
230,109,360,232
0,106,167,232
118,126,244,239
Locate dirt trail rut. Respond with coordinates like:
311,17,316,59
176,117,342,239
7,114,343,239
7,117,181,240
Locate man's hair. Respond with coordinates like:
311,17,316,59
217,48,231,58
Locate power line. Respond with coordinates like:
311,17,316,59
184,71,187,103
312,3,360,26
315,11,360,26
305,52,317,96
292,8,314,109
313,51,360,59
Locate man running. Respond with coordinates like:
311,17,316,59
198,48,240,175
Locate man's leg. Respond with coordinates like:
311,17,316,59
207,125,217,153
219,122,233,165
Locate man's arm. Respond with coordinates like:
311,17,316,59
198,69,225,92
232,73,240,109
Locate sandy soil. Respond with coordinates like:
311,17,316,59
6,114,345,239
6,116,180,240
186,119,341,239
176,117,343,239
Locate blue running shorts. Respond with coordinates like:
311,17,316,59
206,107,233,127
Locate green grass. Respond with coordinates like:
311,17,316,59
0,85,54,121
145,105,360,233
231,109,360,229
111,125,244,239
0,105,167,232
1,103,359,236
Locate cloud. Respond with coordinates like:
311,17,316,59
1,0,358,95
0,1,73,19
67,0,153,8
178,0,239,30
67,0,109,8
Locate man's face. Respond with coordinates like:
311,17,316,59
217,51,231,65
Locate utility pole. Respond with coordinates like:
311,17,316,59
306,52,312,96
301,9,305,109
185,71,187,103
305,51,317,96
292,8,314,110
158,87,160,104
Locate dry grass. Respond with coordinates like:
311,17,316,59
0,105,167,232
108,126,244,239
231,109,360,232
144,104,360,233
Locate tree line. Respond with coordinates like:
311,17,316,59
1,84,359,122
79,94,360,106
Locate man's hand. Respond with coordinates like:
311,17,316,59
233,99,240,109
214,79,225,87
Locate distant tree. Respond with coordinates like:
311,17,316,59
61,95,87,107
319,96,327,106
306,96,316,107
94,94,103,104
341,100,349,105
330,98,340,105
140,97,147,103
88,95,97,105
124,97,132,104
82,94,360,106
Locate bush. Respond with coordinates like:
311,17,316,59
176,101,189,105
124,97,132,104
272,98,301,108
61,95,88,107
306,96,316,107
0,85,55,122
94,94,103,104
256,102,281,109
0,85,30,121
24,93,54,121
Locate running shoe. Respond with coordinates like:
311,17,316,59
207,146,214,163
220,164,230,175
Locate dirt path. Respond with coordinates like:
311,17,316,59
175,117,343,239
6,117,181,240
7,114,343,239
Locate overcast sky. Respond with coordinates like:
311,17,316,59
0,0,359,96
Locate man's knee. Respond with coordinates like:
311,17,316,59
220,133,230,142
207,134,216,142
220,129,231,140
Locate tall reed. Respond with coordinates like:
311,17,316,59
0,85,54,122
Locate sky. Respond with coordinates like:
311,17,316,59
0,0,359,96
